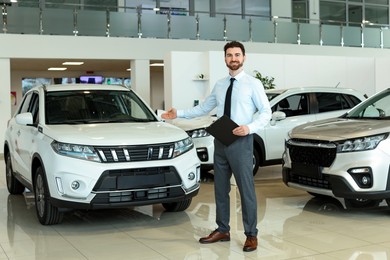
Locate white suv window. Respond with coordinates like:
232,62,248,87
45,90,156,124
317,93,347,112
274,94,309,117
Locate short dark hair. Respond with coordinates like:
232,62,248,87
224,41,245,56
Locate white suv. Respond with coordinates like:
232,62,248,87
283,88,390,208
173,87,366,175
4,84,200,225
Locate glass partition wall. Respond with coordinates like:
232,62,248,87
2,0,390,49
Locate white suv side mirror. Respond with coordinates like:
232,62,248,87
15,112,33,125
270,111,286,126
155,109,166,121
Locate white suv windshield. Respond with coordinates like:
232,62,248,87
346,90,390,119
45,90,157,124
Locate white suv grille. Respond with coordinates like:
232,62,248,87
95,144,174,162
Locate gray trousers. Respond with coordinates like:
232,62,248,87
213,134,258,237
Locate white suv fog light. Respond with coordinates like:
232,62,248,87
348,167,373,188
350,168,370,174
55,177,64,194
71,181,81,190
361,176,370,185
188,172,195,180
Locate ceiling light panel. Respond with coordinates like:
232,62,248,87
62,61,84,65
48,67,67,71
150,63,164,67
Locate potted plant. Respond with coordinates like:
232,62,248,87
254,70,275,89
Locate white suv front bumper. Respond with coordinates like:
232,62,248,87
282,139,390,200
41,148,200,209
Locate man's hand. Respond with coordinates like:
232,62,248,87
233,125,249,136
161,108,177,119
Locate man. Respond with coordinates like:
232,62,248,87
162,41,271,252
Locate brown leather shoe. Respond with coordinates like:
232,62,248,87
199,230,230,244
243,236,257,252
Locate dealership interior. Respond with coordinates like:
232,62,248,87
3,1,390,259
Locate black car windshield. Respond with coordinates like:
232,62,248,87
266,92,282,102
345,89,390,119
45,90,157,124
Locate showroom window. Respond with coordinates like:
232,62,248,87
320,1,347,25
292,0,309,23
16,0,118,10
215,0,270,19
320,0,389,26
365,4,389,24
243,0,270,20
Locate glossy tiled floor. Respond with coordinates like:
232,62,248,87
1,160,390,259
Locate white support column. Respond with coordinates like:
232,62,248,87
130,59,151,105
0,58,11,155
271,0,292,22
309,0,320,24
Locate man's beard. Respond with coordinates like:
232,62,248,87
227,61,243,71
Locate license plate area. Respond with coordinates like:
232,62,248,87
291,163,322,179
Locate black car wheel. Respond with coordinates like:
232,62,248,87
5,153,25,194
34,166,64,225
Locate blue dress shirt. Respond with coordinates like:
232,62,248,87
177,70,272,134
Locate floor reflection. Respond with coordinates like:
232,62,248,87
2,162,390,259
302,196,345,214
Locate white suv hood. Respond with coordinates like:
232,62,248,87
172,115,216,131
43,122,188,145
291,118,390,141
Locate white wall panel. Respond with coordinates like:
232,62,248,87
284,55,348,89
0,59,11,149
375,58,390,93
167,51,379,110
346,57,376,96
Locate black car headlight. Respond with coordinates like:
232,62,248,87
337,134,388,153
173,137,194,157
51,141,101,162
187,128,210,138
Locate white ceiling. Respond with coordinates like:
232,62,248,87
10,58,163,72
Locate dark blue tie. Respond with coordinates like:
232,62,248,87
224,78,235,118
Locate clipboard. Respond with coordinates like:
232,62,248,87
205,115,240,146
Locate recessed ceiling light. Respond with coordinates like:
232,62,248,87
150,63,164,67
48,67,67,71
62,61,84,65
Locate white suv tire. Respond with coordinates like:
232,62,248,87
34,166,64,225
5,153,25,195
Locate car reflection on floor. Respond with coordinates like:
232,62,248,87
3,162,390,259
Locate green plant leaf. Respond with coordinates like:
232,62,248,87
253,70,275,89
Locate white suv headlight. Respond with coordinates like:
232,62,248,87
337,134,387,153
51,141,101,162
173,137,194,157
187,128,210,138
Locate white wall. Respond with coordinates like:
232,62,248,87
375,58,390,92
0,59,11,152
165,51,377,110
